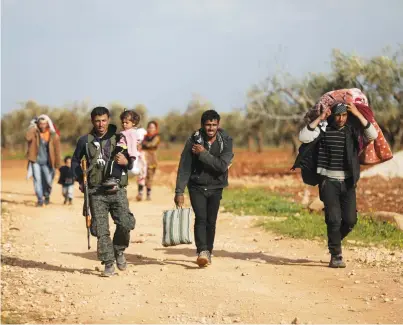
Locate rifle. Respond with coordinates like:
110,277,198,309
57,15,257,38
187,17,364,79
81,159,91,250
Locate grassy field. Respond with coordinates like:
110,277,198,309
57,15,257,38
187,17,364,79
222,187,403,249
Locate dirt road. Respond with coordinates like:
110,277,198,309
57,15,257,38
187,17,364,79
1,165,402,324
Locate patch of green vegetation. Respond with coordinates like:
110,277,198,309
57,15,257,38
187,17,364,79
222,187,300,216
222,187,403,249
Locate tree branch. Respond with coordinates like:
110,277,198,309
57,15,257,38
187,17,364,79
278,88,306,106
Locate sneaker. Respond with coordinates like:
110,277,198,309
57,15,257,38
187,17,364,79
115,252,127,271
146,194,151,201
329,254,346,268
196,250,210,268
36,201,44,207
136,194,143,201
68,198,73,205
208,252,212,265
102,263,115,277
44,197,50,205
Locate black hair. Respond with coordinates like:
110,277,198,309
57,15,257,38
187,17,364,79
64,155,72,163
120,110,140,126
201,110,220,125
91,106,110,120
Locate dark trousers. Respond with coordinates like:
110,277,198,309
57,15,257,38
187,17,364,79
189,187,223,254
89,188,136,264
319,178,357,256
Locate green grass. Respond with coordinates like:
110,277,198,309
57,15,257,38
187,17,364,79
222,188,301,216
260,212,327,239
222,187,403,249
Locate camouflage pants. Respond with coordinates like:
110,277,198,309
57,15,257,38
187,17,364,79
145,167,156,189
89,187,136,264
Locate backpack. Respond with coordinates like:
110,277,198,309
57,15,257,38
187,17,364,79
291,130,324,186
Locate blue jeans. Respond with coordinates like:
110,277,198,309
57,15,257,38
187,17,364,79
62,184,74,199
32,163,55,203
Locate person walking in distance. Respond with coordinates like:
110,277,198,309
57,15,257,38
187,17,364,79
58,156,75,205
174,110,234,267
140,121,160,201
25,115,61,207
133,128,148,200
298,102,378,268
71,106,136,277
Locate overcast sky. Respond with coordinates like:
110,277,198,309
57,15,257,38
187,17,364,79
1,0,402,116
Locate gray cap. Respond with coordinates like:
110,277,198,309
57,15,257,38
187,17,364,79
332,103,348,115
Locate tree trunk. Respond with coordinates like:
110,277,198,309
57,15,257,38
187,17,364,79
291,135,300,157
256,130,263,153
247,133,254,152
392,122,403,152
1,121,7,149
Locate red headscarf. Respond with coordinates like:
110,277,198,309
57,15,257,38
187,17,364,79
146,121,159,137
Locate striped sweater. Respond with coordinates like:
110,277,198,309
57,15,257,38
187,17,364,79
317,126,351,180
298,119,378,183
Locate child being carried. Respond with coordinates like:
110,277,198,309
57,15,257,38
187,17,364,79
102,110,140,188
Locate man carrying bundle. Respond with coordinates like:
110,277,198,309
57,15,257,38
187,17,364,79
298,102,378,268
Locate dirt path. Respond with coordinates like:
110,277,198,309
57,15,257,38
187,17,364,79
1,167,403,324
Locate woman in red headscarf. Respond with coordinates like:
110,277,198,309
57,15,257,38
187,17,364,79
139,121,160,201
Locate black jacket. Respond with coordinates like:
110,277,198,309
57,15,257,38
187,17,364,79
292,125,361,188
58,166,74,185
175,130,234,194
